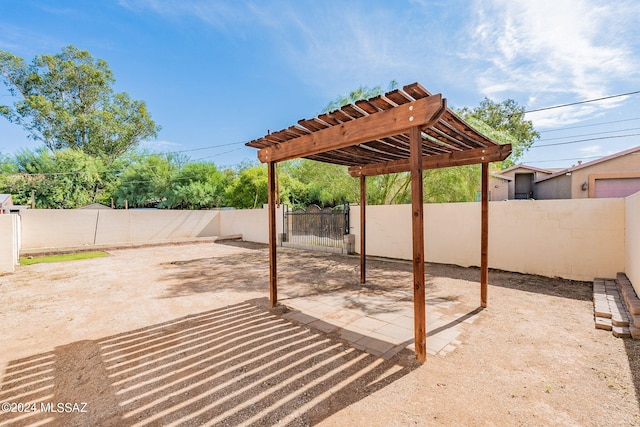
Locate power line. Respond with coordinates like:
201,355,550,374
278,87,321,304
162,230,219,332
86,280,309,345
525,155,602,164
536,127,640,142
524,90,640,114
530,132,640,149
539,117,640,133
156,140,248,156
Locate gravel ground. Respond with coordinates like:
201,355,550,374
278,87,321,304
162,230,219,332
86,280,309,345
0,241,638,426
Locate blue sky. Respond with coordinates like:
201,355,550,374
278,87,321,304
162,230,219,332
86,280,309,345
1,0,639,169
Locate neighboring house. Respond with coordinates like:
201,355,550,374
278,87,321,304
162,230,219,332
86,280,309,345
0,194,13,214
535,145,640,199
496,164,558,199
490,145,640,200
485,174,511,201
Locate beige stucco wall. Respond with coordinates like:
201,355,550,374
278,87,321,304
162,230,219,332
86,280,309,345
8,199,630,283
219,205,284,244
570,152,640,198
0,214,20,273
626,191,640,293
351,198,625,281
20,209,221,250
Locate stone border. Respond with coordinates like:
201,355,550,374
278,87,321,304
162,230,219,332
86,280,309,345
593,273,640,339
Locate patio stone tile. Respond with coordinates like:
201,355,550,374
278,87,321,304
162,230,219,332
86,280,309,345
308,319,339,334
426,335,450,354
304,303,340,318
430,327,461,343
374,322,414,343
346,316,389,332
367,330,410,346
427,318,448,331
282,310,316,325
324,309,363,326
396,315,415,329
354,335,396,355
368,310,409,323
595,317,612,330
338,328,366,343
441,344,457,355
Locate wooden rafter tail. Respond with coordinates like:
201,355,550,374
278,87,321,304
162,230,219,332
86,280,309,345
256,95,444,163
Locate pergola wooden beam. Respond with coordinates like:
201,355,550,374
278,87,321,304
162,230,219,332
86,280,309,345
268,161,277,307
360,175,366,284
348,144,512,177
481,162,489,308
257,95,444,163
410,126,426,363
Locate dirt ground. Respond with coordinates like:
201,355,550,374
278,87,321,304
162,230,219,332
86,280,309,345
0,241,638,426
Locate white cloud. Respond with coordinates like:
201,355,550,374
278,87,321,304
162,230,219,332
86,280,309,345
139,139,182,152
465,0,640,114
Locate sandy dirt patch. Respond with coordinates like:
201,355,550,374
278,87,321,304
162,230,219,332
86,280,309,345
0,241,638,426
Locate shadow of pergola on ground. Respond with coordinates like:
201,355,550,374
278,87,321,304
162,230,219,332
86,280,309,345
0,299,417,426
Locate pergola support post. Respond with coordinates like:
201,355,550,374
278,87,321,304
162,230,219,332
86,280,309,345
268,161,278,307
360,175,366,284
481,162,489,308
410,126,426,363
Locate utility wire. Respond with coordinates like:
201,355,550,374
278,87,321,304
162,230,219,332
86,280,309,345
524,90,640,114
536,127,640,142
531,133,640,148
525,155,602,164
540,117,640,133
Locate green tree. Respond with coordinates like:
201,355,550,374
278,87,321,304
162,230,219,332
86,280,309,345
457,98,539,167
322,80,398,113
0,45,160,160
1,147,109,208
112,153,182,208
225,164,268,209
163,162,228,209
280,160,357,207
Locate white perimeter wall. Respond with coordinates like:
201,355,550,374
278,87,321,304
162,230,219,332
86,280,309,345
626,192,640,293
0,214,20,273
350,198,626,282
4,198,633,283
20,209,221,250
219,205,284,244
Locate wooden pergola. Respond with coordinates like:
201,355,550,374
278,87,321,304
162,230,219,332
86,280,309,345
246,82,512,363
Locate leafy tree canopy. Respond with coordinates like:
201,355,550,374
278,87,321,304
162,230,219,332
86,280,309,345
457,98,539,167
3,148,108,208
0,45,160,160
322,80,398,113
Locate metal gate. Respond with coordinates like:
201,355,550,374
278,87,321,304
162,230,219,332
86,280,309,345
283,204,349,249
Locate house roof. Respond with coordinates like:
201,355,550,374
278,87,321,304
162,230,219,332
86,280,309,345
536,145,640,183
499,164,554,175
0,194,12,206
491,173,513,181
246,82,512,176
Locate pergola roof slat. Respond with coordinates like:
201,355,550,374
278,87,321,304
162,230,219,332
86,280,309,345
403,82,432,99
246,83,510,168
384,89,415,105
